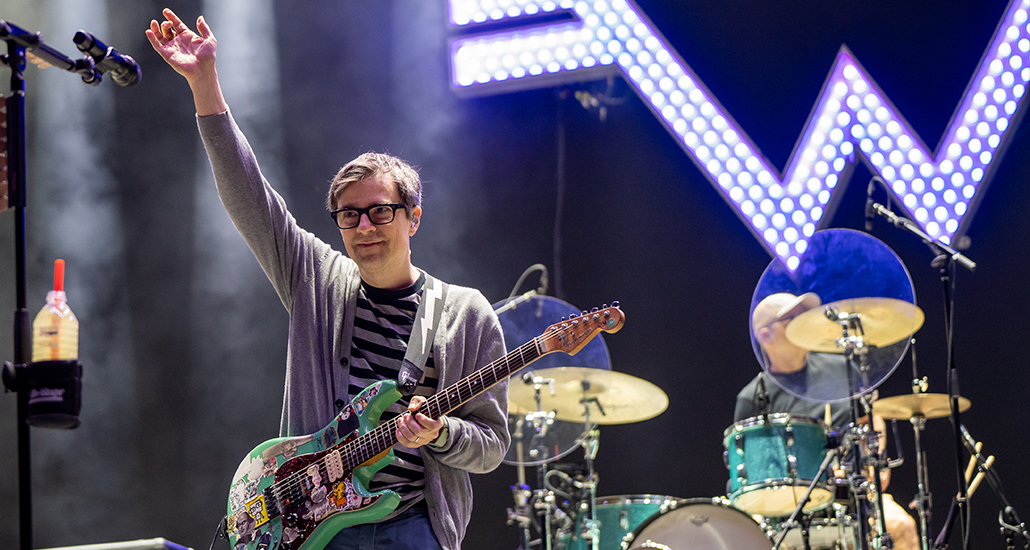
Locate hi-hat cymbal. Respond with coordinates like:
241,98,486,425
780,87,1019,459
507,366,668,424
785,297,925,353
874,393,971,420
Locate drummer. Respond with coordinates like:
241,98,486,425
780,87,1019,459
734,292,919,550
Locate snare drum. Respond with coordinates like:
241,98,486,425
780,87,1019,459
724,414,834,516
561,495,679,550
623,497,771,549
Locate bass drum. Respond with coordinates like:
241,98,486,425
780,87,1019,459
623,498,771,549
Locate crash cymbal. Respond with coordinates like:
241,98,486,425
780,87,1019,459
874,393,971,420
507,366,668,425
784,297,925,353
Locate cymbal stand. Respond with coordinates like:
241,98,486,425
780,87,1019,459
507,374,557,550
507,414,535,550
576,387,602,550
828,308,892,549
911,414,932,550
902,339,934,550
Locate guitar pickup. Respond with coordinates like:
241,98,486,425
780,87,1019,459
326,449,344,482
262,486,281,519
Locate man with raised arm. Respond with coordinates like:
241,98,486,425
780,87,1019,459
147,9,509,550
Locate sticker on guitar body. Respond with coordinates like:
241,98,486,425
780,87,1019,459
227,381,393,550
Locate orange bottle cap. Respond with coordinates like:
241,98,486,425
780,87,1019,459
53,259,65,292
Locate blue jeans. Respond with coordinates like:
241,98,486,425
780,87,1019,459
324,504,443,550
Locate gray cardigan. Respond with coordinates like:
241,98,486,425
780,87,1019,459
198,111,510,550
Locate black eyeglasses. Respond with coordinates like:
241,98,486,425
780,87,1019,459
330,203,406,230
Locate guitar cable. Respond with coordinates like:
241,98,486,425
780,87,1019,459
209,514,229,550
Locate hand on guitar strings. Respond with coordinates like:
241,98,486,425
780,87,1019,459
397,395,445,448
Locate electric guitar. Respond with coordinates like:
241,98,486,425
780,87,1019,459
226,304,624,550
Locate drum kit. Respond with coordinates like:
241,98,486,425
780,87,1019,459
492,230,1021,550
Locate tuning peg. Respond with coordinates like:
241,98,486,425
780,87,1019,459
591,307,598,312
611,301,620,308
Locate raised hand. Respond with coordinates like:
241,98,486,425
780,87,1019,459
146,8,216,81
145,8,227,116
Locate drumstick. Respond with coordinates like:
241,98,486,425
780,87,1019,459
967,455,995,498
825,404,831,426
964,441,983,483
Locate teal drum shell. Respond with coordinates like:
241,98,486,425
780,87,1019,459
724,413,833,517
563,495,680,550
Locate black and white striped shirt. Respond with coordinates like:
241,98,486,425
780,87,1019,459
348,272,439,517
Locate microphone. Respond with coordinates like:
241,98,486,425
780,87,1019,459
73,30,141,87
756,373,770,417
865,178,877,231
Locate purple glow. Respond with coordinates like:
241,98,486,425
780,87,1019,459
449,0,1030,272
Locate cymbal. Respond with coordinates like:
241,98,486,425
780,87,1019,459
785,297,925,353
874,393,971,420
507,366,668,425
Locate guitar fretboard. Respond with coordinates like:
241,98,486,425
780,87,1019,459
341,335,544,468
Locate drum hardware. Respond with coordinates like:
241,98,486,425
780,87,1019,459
764,501,856,550
873,343,972,550
764,389,900,549
506,372,561,550
502,366,668,550
791,297,913,550
574,384,602,550
769,431,847,550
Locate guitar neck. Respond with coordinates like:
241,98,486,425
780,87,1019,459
423,336,544,419
342,336,543,468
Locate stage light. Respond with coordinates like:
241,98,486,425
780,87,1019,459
450,0,1030,272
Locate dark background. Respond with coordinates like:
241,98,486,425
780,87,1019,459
1,0,1027,548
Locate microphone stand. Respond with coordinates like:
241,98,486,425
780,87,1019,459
1,20,134,550
959,425,1029,548
871,201,977,550
2,31,34,550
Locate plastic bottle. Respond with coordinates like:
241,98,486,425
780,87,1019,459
32,259,79,362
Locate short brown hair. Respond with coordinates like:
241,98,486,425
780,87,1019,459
327,153,422,219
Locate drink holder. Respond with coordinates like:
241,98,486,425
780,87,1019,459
2,360,83,429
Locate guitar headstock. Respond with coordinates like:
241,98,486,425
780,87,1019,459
540,302,624,356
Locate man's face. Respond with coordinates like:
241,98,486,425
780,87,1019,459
757,304,811,372
767,307,805,346
335,174,421,289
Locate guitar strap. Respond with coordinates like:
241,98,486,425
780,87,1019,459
398,273,449,396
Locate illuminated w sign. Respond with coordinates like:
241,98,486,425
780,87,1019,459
447,0,1030,272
